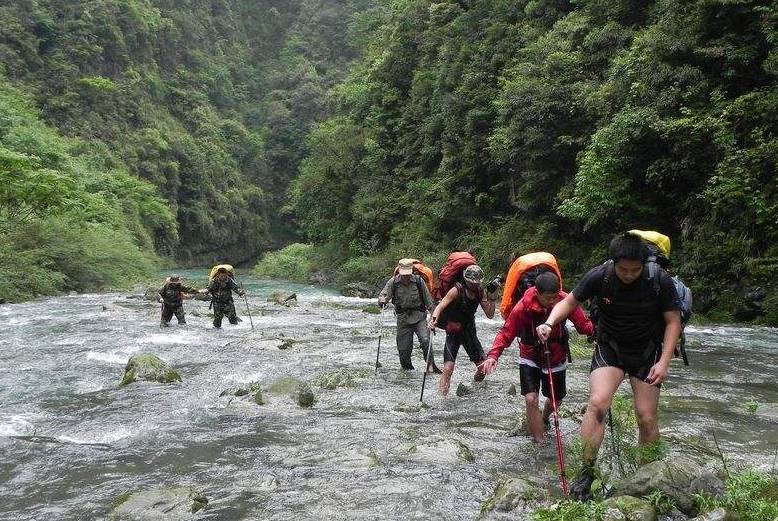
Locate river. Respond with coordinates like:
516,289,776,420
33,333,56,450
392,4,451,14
1,271,776,520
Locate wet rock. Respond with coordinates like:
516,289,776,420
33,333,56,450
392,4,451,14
267,376,302,395
339,448,381,469
225,382,265,405
313,368,370,390
119,353,181,387
267,292,297,306
340,283,375,298
688,508,739,521
456,383,472,397
610,457,725,516
111,487,208,519
507,414,528,437
245,475,279,496
407,437,474,465
393,402,429,413
278,338,297,350
480,476,548,513
602,496,657,521
294,382,316,408
507,384,517,396
362,304,381,314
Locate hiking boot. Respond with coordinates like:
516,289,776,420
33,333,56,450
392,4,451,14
473,365,486,382
426,362,442,374
570,470,596,501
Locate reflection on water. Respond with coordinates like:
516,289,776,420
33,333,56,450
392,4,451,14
0,270,776,519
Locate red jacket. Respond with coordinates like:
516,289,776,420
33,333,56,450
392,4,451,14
487,287,594,368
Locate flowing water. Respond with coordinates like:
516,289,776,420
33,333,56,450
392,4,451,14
1,271,776,520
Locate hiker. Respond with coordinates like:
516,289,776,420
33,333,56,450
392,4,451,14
378,258,440,373
536,233,681,500
157,275,200,327
207,267,246,328
429,264,497,397
481,271,593,442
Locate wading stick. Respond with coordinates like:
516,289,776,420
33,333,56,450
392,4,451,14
238,281,254,329
543,340,569,496
419,330,436,402
375,308,382,375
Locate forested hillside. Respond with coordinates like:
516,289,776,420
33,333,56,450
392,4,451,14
0,0,375,301
289,0,778,324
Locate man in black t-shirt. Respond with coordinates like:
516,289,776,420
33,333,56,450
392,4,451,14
536,233,681,500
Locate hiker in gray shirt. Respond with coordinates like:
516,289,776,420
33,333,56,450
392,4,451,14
378,259,441,373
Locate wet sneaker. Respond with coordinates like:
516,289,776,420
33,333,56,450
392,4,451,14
426,363,442,374
473,365,486,382
570,471,596,501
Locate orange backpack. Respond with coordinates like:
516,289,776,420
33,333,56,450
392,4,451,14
500,252,562,319
433,252,477,301
393,259,434,294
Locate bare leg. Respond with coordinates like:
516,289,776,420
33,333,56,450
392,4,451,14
438,362,454,397
630,376,660,446
525,392,544,443
580,366,625,465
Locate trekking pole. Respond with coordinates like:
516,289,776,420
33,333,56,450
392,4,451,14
542,340,569,496
679,332,689,366
419,330,436,402
607,408,624,474
238,281,254,329
375,308,383,375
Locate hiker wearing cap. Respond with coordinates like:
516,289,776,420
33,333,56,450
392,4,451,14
378,259,440,373
481,272,593,442
536,233,681,500
428,265,497,397
157,275,200,327
207,267,246,328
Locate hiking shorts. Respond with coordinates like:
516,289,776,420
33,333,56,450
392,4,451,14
519,364,566,401
443,322,485,364
590,340,660,384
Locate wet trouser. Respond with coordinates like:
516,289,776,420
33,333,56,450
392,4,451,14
443,321,485,364
213,301,238,328
396,318,435,369
161,303,185,325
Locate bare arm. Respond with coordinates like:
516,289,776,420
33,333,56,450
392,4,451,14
429,286,459,329
479,290,495,319
536,292,580,341
646,310,682,385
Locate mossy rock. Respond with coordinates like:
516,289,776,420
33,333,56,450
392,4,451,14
294,382,316,408
456,383,472,397
278,338,297,350
603,495,657,521
119,353,181,387
313,368,371,390
110,487,207,519
480,477,548,514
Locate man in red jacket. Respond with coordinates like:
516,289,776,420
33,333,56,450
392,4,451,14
480,272,593,442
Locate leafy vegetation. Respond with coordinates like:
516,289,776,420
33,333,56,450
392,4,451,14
289,0,778,324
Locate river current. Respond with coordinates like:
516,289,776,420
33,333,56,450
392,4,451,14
1,271,776,520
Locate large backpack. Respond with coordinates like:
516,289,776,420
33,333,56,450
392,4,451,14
209,264,235,281
393,259,434,294
433,252,476,301
500,252,563,320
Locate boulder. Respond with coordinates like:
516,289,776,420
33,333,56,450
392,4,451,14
407,437,474,465
294,382,316,408
340,283,375,298
362,304,381,314
313,368,370,390
278,338,297,350
119,353,181,387
267,292,297,306
610,457,725,516
456,383,472,397
228,382,265,405
688,508,739,521
111,487,207,519
602,495,657,521
480,477,548,513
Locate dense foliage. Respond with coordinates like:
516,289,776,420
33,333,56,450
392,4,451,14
290,0,778,323
0,0,374,301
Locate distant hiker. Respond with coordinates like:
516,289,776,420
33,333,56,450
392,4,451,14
378,258,440,373
429,263,497,397
207,267,246,328
481,271,593,442
157,275,200,327
536,233,681,500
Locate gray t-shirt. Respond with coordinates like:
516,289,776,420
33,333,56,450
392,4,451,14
380,275,434,325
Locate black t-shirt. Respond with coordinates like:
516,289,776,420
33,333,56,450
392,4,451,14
572,263,678,351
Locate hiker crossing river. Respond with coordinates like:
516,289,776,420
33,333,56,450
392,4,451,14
0,270,777,519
